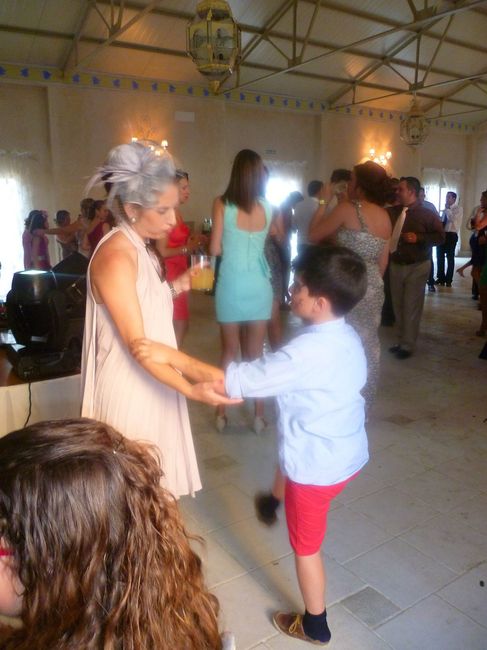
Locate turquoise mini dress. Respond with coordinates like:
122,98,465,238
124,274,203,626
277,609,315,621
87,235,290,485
215,200,273,323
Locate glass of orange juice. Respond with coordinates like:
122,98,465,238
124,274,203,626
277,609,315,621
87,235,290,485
190,255,215,291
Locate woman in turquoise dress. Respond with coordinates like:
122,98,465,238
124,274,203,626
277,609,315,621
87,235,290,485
210,149,275,433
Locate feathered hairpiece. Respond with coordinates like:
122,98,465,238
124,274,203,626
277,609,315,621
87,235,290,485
85,143,175,208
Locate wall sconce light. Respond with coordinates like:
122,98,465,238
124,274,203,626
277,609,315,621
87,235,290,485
130,137,169,156
369,148,392,166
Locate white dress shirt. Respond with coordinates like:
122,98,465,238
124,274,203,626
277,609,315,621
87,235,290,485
225,318,369,486
292,196,319,248
443,204,463,233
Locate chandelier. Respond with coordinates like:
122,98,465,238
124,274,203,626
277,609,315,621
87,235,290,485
186,0,241,94
400,98,429,147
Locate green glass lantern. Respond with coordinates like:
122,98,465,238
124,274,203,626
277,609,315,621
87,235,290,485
186,0,241,94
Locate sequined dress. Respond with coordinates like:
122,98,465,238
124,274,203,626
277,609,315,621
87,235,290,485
336,202,388,409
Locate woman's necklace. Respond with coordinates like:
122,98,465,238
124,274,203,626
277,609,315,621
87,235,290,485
145,241,165,282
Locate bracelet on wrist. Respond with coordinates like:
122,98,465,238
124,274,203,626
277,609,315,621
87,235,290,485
167,281,178,298
318,199,327,206
181,246,188,255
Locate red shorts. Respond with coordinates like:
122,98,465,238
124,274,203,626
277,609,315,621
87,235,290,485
285,473,359,556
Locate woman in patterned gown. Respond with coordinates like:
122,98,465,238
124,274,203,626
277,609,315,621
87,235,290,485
309,161,392,409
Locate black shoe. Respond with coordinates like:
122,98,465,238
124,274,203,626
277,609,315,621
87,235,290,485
427,285,436,292
389,345,401,354
446,283,452,287
254,492,281,526
396,349,412,360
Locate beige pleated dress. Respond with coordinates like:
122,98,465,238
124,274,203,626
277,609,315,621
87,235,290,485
81,220,201,498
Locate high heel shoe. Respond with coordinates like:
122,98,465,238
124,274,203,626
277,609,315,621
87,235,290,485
253,416,267,435
215,414,228,433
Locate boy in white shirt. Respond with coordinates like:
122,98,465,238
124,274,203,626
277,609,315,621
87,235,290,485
131,244,369,646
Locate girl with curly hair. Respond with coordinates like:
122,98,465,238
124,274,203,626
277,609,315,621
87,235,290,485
0,418,227,649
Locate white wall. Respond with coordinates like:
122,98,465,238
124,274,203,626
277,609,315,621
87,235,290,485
0,80,473,255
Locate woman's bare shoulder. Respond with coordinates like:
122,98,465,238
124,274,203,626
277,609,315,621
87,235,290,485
90,231,136,272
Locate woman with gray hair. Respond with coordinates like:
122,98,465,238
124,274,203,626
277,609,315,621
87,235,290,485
81,142,238,498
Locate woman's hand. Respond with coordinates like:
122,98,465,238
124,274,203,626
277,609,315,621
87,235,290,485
189,380,243,406
130,338,173,364
320,182,334,203
172,269,192,294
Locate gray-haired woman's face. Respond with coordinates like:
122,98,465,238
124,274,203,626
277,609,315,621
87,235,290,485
126,185,178,239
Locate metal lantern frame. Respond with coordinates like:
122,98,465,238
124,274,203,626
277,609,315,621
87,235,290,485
400,98,430,147
186,0,241,94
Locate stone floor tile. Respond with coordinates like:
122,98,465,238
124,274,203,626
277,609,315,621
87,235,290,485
345,537,457,608
376,595,487,650
438,561,487,628
340,586,400,627
347,487,440,535
400,512,487,573
324,507,392,563
395,469,483,513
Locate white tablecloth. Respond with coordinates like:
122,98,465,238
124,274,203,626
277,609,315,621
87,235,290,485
0,374,81,436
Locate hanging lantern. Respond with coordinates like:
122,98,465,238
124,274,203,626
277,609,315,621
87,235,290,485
186,0,241,94
400,98,429,147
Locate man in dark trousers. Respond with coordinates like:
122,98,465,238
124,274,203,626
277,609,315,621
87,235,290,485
389,177,445,359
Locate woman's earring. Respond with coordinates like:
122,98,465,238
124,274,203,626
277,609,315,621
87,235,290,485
130,216,137,224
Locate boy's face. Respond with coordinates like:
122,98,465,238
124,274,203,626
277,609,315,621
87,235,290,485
290,274,317,321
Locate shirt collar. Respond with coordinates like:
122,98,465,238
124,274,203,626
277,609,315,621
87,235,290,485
303,317,346,333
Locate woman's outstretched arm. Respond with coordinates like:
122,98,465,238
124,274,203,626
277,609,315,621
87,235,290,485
90,243,237,406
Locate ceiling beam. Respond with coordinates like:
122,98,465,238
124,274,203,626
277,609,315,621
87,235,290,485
240,0,295,63
332,70,487,112
325,20,441,106
2,23,486,111
3,11,487,85
92,0,487,60
61,2,92,71
66,0,162,74
223,0,487,95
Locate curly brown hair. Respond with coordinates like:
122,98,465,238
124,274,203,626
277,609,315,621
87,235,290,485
0,418,222,650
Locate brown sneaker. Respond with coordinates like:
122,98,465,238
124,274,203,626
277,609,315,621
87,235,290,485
272,612,330,645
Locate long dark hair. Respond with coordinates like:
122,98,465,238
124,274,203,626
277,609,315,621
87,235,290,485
0,419,222,650
353,161,391,206
28,210,46,232
222,148,266,212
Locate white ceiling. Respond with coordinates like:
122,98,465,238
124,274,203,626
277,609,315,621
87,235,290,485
1,0,487,124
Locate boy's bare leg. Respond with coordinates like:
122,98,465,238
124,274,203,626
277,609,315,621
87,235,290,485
272,466,286,500
295,552,326,615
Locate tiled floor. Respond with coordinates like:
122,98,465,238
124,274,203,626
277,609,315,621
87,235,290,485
181,266,487,650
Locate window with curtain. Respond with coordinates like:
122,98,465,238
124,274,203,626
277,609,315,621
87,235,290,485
422,167,463,212
0,151,34,299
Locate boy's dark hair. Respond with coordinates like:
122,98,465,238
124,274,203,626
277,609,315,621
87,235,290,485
330,168,351,183
307,180,323,197
293,244,367,316
400,176,421,196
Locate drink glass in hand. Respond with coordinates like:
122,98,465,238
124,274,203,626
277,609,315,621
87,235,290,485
190,255,215,291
